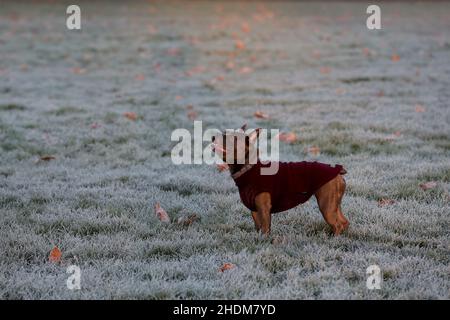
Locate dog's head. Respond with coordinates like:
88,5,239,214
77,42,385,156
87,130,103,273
212,123,261,165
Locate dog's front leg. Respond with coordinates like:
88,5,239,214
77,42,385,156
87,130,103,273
255,192,272,235
251,211,261,232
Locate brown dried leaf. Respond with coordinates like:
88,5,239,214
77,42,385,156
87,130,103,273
277,132,297,143
155,202,170,223
391,54,400,62
419,181,437,190
415,104,426,113
254,111,269,119
219,263,235,272
378,198,395,207
177,214,200,227
187,110,198,120
123,112,138,121
235,39,246,50
49,246,62,263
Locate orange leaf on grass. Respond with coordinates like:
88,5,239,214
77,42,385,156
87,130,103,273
91,122,101,129
415,104,426,113
391,54,400,62
241,22,251,33
378,198,395,207
70,67,86,75
134,74,145,81
187,110,198,120
166,47,180,56
154,202,170,223
123,112,138,121
225,60,235,70
419,181,437,190
177,214,200,227
276,132,297,143
239,66,253,74
49,246,62,263
320,67,331,74
254,111,269,119
219,263,235,272
235,39,246,50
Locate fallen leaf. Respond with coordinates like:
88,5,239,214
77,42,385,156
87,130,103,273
177,214,200,226
235,39,246,50
40,155,56,161
135,74,145,81
376,90,385,97
320,66,331,74
187,110,198,120
415,104,426,113
362,47,371,56
90,122,101,129
276,132,297,143
254,111,269,119
239,66,253,74
71,67,86,75
155,202,170,223
166,47,180,56
175,95,183,101
123,112,138,121
241,22,250,33
391,54,400,62
305,146,321,156
219,263,235,272
216,163,229,172
378,198,395,207
225,60,235,70
49,246,62,263
385,131,402,141
419,181,437,190
185,66,206,77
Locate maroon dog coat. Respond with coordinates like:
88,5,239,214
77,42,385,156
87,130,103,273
232,161,344,213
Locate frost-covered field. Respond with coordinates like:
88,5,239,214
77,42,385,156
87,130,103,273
0,1,449,299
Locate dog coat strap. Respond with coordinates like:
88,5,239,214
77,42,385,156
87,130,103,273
231,163,255,180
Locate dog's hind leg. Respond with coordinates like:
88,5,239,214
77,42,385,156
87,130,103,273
336,175,349,230
315,176,347,235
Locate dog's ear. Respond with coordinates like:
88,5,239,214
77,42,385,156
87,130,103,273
239,123,247,132
248,128,261,143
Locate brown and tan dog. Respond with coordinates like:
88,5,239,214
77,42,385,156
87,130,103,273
212,124,349,236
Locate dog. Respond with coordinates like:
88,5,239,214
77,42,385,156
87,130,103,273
212,124,349,236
